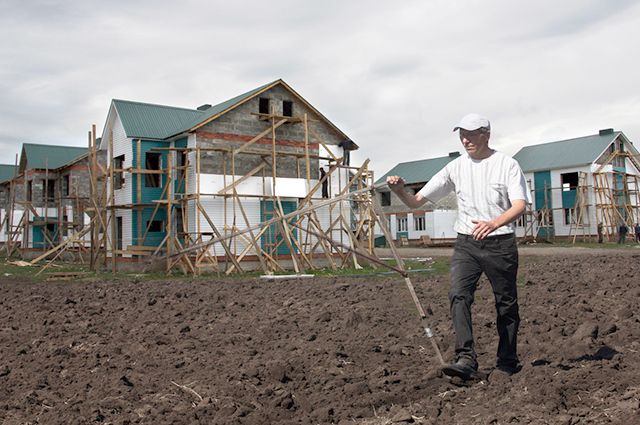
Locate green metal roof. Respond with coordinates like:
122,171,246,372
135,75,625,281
376,153,461,185
0,164,18,183
513,131,619,172
113,99,203,140
21,143,88,170
113,81,277,140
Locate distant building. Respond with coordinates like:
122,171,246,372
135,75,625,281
513,129,640,240
375,152,460,242
0,143,93,250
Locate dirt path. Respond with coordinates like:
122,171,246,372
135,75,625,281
1,251,639,424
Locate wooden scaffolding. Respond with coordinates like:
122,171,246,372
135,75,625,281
94,110,379,275
1,153,92,263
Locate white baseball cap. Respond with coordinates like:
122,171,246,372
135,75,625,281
453,113,491,132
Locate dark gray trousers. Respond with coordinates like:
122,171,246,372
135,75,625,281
449,233,520,368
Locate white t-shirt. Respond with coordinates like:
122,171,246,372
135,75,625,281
417,151,531,236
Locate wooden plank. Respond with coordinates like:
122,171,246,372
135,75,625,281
233,119,288,156
170,183,385,259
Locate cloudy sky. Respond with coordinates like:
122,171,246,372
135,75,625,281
1,0,639,176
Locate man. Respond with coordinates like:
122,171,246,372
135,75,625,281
597,222,604,244
338,139,355,166
635,223,640,243
618,222,628,244
320,167,329,199
387,113,529,380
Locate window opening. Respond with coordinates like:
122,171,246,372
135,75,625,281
259,98,270,114
145,152,162,187
561,172,578,192
114,155,125,189
148,220,163,232
380,192,391,206
283,100,293,117
414,215,425,231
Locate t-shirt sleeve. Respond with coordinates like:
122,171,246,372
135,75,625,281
417,165,454,203
507,160,532,204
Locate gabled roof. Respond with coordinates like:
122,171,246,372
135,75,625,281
375,153,461,185
513,131,623,173
106,79,355,146
0,164,18,183
20,143,88,172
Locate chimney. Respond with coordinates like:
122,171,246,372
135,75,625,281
599,128,614,136
197,104,212,111
449,151,461,157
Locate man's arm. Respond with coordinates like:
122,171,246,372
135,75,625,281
386,176,428,209
471,199,526,240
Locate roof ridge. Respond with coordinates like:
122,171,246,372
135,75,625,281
522,131,620,149
113,98,204,113
22,142,87,149
396,155,455,165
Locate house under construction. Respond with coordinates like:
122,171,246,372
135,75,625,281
513,129,640,242
91,79,378,274
0,144,95,259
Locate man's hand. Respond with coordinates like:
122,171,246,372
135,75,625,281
385,175,427,209
386,175,405,192
471,219,499,240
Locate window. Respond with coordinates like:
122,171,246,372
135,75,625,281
561,172,578,192
43,179,55,202
259,97,270,114
116,217,123,251
565,207,585,225
380,192,391,206
176,206,185,236
414,215,426,231
536,210,553,226
148,220,163,232
62,175,70,196
114,155,125,189
145,152,162,188
397,216,408,232
177,150,187,184
282,100,293,117
27,181,32,202
46,223,57,244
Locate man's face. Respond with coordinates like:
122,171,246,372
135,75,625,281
459,128,490,156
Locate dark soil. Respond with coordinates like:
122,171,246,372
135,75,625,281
1,251,639,424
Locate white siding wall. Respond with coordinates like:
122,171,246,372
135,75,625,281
430,210,458,239
0,209,23,243
107,113,133,253
185,172,351,256
379,210,458,241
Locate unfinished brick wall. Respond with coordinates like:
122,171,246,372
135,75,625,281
196,84,343,179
